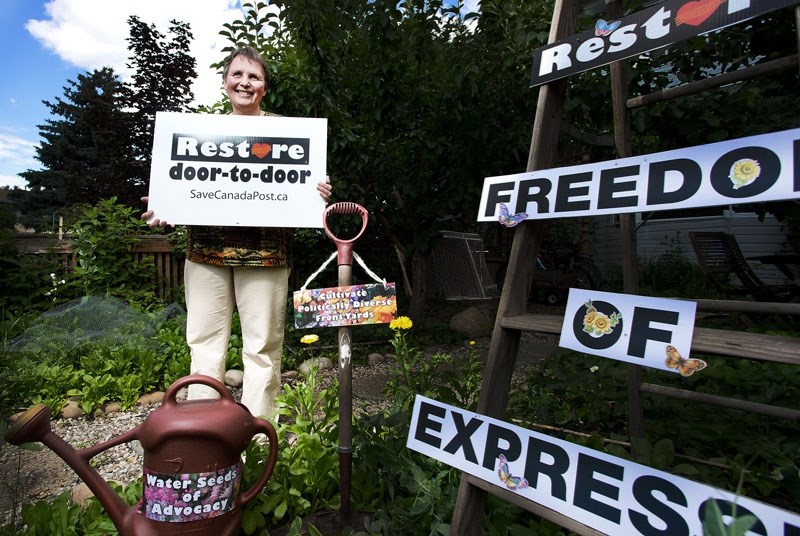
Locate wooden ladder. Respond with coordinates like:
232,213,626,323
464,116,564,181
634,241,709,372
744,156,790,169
450,1,800,534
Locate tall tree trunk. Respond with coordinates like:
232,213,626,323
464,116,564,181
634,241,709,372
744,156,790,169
407,250,428,323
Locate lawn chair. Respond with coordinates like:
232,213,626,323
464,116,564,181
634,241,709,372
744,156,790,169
689,231,800,302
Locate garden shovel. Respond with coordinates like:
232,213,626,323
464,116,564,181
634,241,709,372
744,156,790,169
322,201,369,515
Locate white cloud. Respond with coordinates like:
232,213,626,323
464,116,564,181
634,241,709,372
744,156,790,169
0,130,37,188
0,175,29,189
25,0,248,107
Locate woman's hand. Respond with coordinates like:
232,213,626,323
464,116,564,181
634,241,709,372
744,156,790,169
317,175,333,204
140,197,170,228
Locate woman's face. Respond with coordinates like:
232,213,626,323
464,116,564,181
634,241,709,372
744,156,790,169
224,56,267,115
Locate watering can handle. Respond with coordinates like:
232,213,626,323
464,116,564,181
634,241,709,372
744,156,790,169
236,419,279,506
162,374,235,406
322,202,369,265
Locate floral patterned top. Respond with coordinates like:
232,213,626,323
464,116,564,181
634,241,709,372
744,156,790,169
185,225,291,267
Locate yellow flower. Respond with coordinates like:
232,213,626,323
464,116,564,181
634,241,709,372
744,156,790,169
390,316,413,331
592,313,611,334
300,334,320,345
729,158,761,190
469,340,476,346
583,311,596,326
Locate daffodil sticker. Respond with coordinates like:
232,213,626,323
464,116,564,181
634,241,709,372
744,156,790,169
729,158,761,190
582,300,621,338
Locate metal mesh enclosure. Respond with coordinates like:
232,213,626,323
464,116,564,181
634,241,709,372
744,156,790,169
426,231,499,300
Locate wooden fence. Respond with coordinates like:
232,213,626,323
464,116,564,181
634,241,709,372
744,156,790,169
14,234,184,300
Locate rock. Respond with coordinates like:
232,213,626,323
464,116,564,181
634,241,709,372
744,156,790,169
104,401,122,414
281,370,299,381
61,400,83,419
367,353,386,366
449,306,492,338
299,357,333,377
137,392,165,406
71,483,95,507
225,369,244,387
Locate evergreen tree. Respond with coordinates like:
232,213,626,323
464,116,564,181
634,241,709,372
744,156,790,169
16,68,135,229
13,17,196,230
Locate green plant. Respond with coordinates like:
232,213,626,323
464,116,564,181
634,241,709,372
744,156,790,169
15,480,141,536
0,313,189,416
383,316,482,412
70,197,153,303
239,340,340,534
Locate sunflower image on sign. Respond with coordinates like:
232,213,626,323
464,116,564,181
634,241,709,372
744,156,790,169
582,300,622,338
729,158,761,190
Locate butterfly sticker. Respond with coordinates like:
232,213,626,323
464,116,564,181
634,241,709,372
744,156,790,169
497,454,529,491
665,345,707,377
595,19,621,37
498,203,528,228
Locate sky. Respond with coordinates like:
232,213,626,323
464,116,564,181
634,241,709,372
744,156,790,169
0,0,480,190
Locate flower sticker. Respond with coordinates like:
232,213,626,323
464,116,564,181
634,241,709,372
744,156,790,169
729,158,761,190
582,300,621,338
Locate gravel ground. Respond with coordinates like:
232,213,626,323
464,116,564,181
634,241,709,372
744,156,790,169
0,303,560,527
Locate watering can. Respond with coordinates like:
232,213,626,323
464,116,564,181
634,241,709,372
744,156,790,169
5,374,278,535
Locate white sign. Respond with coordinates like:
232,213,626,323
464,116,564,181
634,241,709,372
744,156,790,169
147,112,328,227
408,396,800,535
560,289,701,375
478,128,800,223
529,0,798,87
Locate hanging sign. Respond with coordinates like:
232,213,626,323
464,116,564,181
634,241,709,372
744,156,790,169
293,282,397,328
478,128,800,223
408,395,800,536
146,112,328,227
530,0,798,87
559,289,702,375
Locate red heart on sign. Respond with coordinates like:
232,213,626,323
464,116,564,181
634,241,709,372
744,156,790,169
252,143,272,159
675,0,725,27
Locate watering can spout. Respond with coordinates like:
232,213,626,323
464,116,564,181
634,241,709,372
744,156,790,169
5,374,280,536
6,403,147,534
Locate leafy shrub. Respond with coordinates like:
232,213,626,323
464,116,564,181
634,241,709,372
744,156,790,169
69,197,154,305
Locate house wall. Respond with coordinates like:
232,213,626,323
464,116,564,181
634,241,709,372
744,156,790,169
588,211,790,286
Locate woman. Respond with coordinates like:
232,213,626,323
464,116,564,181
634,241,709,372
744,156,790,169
144,46,332,419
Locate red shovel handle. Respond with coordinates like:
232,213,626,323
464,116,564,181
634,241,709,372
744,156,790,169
323,202,368,265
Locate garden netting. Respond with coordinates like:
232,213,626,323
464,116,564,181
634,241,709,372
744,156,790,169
8,296,185,353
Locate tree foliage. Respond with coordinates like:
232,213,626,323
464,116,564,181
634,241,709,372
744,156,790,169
16,69,134,229
217,0,552,319
13,17,196,231
124,16,197,187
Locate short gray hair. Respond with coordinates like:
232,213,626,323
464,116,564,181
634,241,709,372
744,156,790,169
222,46,270,88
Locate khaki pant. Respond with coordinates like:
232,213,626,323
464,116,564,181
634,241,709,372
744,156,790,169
184,259,288,419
